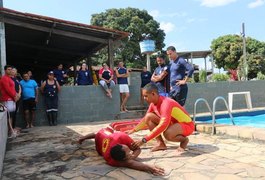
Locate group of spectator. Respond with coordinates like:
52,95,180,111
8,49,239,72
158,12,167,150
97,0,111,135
0,65,38,136
0,45,194,133
140,46,194,106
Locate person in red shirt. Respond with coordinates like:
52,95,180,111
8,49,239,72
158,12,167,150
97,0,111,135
129,83,194,153
78,127,165,175
0,65,20,134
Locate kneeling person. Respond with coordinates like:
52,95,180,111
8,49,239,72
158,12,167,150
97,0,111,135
78,127,164,175
129,83,194,153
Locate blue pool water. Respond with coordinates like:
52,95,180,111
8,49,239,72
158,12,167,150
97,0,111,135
203,114,265,128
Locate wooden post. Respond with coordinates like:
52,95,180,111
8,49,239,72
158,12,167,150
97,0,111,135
0,0,7,74
108,39,114,69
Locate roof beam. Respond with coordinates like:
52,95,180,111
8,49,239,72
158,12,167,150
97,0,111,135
7,41,88,56
1,17,108,44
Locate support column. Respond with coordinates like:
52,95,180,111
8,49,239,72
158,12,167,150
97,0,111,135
146,54,151,71
108,39,114,69
0,0,7,74
204,57,207,81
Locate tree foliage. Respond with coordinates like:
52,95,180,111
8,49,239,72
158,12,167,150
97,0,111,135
90,8,165,67
211,35,265,79
211,35,243,70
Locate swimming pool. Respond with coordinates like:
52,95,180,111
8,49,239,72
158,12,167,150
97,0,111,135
196,110,265,128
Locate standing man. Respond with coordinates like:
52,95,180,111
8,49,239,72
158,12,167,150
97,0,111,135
129,83,194,153
140,66,152,105
151,54,169,97
11,67,22,129
166,46,194,106
20,72,39,128
53,64,68,86
115,61,130,112
0,65,20,133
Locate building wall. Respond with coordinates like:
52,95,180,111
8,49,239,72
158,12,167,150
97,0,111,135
0,111,7,178
14,71,265,127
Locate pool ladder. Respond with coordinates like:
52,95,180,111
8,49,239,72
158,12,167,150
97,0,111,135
193,96,235,135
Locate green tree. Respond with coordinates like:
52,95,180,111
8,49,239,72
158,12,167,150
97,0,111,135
90,8,165,67
211,35,265,79
211,35,243,70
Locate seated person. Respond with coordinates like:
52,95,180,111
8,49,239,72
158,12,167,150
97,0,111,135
98,63,115,98
78,127,164,175
129,83,194,153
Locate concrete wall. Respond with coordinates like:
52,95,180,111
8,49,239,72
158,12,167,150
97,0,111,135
14,71,265,127
0,111,7,178
185,80,265,114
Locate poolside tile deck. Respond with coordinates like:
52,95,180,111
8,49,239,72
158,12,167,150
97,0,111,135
2,121,265,179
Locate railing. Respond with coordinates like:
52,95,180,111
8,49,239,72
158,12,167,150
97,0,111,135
193,98,213,123
212,96,234,135
193,96,234,135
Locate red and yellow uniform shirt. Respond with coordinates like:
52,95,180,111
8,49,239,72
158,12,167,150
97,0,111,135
95,128,133,166
134,96,194,141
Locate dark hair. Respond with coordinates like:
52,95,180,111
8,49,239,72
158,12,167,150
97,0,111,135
143,83,159,94
157,54,166,59
22,71,29,76
102,62,109,66
166,46,176,52
110,144,126,161
4,65,12,70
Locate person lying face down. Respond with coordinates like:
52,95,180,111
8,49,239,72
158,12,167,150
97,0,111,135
77,127,165,176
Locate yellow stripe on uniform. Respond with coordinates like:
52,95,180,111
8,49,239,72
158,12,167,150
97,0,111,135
171,107,192,123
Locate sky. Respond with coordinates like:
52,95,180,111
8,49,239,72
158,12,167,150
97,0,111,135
3,0,265,70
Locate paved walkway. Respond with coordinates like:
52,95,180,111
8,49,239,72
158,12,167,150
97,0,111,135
2,121,265,180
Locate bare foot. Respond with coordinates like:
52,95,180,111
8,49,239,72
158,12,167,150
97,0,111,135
151,144,167,152
180,137,189,150
176,137,189,155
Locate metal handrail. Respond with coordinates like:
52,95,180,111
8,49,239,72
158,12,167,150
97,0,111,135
193,98,213,124
212,96,234,135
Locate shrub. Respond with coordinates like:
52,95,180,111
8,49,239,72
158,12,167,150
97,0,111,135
199,70,207,83
211,73,229,82
257,72,265,80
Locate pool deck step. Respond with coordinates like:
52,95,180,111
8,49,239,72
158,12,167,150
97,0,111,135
195,123,265,142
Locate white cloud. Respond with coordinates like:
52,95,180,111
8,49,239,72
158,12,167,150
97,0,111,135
148,10,187,18
186,17,208,24
160,22,175,33
248,0,265,8
200,0,237,7
149,10,160,18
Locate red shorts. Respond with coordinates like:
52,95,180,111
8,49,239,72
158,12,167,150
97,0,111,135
179,121,195,137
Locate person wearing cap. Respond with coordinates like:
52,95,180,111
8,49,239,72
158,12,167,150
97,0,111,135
40,71,61,126
20,71,39,128
98,63,115,98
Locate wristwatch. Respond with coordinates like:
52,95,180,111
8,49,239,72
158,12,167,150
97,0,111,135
142,138,147,143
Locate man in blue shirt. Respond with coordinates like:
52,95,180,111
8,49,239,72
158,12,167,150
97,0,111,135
166,46,194,106
53,64,68,86
20,72,39,128
140,66,152,105
115,61,130,112
151,54,169,97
